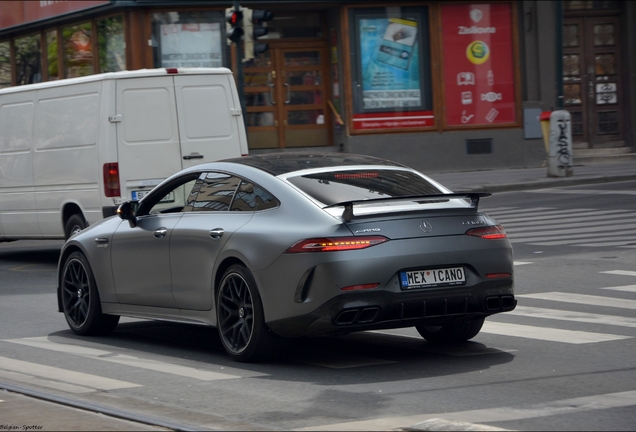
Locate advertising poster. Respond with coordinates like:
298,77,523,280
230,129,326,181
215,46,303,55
353,16,433,131
160,23,223,68
441,3,516,126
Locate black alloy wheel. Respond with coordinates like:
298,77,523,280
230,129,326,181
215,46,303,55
61,252,119,336
416,317,485,344
217,265,281,362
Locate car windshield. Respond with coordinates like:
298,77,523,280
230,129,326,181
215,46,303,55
286,169,445,206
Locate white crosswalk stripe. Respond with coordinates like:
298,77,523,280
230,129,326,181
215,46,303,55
485,206,636,248
3,336,264,381
481,269,636,344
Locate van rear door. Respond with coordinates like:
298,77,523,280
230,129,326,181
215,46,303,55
174,73,246,169
116,76,183,201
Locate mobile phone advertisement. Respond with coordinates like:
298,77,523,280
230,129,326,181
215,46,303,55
441,3,516,126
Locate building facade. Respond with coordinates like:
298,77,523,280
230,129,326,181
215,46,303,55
1,0,634,173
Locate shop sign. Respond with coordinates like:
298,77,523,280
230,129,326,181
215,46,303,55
353,110,434,130
160,23,223,68
441,3,516,126
0,1,110,30
354,17,431,130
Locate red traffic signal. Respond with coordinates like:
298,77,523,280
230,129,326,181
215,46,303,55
226,9,244,43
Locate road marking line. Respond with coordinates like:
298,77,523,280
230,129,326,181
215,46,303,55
513,261,533,266
367,330,517,356
576,241,636,247
0,370,96,394
508,232,636,243
601,270,636,277
4,337,255,381
510,306,636,328
601,285,636,293
504,222,636,236
497,209,630,224
0,356,141,391
517,292,636,310
294,390,636,431
525,188,636,195
521,237,636,247
480,322,630,344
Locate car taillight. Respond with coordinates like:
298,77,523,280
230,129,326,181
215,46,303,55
103,163,121,198
465,225,507,239
286,236,388,253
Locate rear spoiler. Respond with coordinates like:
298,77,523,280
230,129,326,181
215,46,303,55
325,193,492,222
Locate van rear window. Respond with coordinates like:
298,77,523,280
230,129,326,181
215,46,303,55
287,169,443,205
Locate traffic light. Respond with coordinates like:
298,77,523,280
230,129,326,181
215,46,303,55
225,8,244,43
243,9,273,60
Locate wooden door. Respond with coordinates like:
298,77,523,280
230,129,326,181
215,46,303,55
563,16,623,145
243,42,331,149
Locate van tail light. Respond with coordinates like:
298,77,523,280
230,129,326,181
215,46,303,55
103,163,121,197
465,225,507,240
166,68,178,74
286,236,388,253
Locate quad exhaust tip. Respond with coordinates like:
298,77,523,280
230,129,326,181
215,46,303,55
335,307,380,325
485,295,516,312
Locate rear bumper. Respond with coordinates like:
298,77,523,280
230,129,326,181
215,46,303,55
267,279,515,338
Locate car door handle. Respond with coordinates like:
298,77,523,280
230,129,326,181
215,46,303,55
209,228,224,239
154,228,168,238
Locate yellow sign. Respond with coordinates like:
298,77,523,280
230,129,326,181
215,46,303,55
466,41,490,65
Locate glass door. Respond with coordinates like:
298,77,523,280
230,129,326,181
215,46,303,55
244,43,331,149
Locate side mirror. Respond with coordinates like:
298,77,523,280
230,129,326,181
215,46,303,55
117,201,138,228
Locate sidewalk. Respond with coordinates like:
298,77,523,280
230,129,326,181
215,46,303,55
427,161,636,193
2,161,635,432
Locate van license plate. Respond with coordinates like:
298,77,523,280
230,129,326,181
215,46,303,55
400,267,466,290
132,190,151,200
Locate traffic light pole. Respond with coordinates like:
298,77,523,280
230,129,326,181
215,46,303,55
233,0,247,129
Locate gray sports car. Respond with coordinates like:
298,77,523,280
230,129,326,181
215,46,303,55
57,153,516,362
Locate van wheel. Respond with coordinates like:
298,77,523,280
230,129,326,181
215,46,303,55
60,251,120,336
416,317,485,344
65,214,87,239
217,265,282,362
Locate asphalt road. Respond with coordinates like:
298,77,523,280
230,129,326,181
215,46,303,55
1,181,635,431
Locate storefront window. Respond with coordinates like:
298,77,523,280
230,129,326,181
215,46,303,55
0,41,11,88
15,34,42,85
151,11,225,68
46,30,59,80
97,15,126,72
266,13,323,38
63,22,94,78
349,7,433,131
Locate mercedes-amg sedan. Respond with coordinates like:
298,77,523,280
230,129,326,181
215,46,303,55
57,153,516,362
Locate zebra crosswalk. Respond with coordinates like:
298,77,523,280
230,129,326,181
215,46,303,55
485,206,636,248
0,268,634,388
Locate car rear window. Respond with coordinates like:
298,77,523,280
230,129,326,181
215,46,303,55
286,169,444,205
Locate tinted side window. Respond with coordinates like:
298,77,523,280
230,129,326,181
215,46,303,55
231,181,278,211
185,173,241,212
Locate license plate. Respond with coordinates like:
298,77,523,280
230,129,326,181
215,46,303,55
132,190,151,201
400,267,466,290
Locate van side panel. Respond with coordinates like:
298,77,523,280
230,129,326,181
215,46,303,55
0,93,38,237
33,82,102,237
174,74,243,169
116,76,182,201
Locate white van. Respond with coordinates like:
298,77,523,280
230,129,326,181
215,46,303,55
0,68,248,241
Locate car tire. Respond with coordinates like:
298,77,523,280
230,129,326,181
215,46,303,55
416,317,485,344
60,251,120,336
217,264,281,362
65,214,87,239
